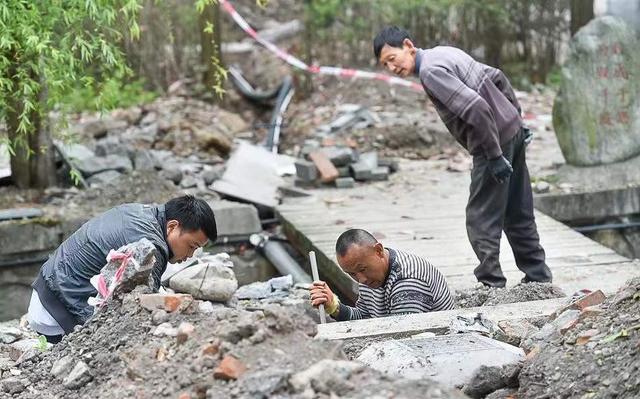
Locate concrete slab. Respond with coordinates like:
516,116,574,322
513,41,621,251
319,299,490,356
315,298,567,340
208,200,261,239
356,333,524,388
212,141,296,208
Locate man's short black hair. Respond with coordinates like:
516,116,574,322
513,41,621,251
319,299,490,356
336,229,378,257
373,26,414,60
165,195,217,242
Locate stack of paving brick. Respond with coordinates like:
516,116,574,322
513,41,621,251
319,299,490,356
294,145,398,189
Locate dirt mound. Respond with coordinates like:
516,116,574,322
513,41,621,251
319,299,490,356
516,278,640,398
4,287,464,399
455,282,567,308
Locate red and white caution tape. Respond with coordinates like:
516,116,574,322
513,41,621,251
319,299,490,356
88,250,136,308
219,0,423,92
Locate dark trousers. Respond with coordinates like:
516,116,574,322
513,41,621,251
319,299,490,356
466,128,553,287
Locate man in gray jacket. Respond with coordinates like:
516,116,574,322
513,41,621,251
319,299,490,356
373,26,552,288
28,195,217,343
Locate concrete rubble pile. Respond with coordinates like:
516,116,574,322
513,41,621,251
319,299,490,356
0,284,467,398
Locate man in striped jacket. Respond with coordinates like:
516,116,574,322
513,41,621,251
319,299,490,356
310,229,455,321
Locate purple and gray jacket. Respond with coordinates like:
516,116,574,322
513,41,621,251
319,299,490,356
415,46,523,159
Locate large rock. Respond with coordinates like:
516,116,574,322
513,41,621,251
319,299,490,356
75,154,133,177
169,254,238,302
553,16,640,165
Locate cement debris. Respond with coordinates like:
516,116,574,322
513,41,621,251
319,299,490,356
0,286,466,399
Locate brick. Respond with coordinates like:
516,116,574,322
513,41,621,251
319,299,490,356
202,340,220,357
378,158,399,173
335,177,355,189
576,329,600,345
294,160,318,182
176,322,195,345
580,305,605,319
551,290,607,320
309,151,339,183
350,162,373,181
214,355,247,380
370,166,390,181
139,293,193,313
572,290,606,310
321,146,357,167
178,393,191,399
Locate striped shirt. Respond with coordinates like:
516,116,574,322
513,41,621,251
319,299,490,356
334,248,455,321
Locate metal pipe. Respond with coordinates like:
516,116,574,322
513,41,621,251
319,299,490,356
573,221,640,233
250,233,311,284
266,77,294,154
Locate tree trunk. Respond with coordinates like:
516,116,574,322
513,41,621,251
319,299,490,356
199,0,223,97
570,0,594,36
7,61,56,189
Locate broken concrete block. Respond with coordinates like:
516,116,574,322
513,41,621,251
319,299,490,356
153,322,178,337
133,150,159,171
551,290,606,320
336,166,350,177
235,281,272,300
320,147,357,167
160,168,183,185
496,319,538,347
214,355,247,380
349,161,373,181
63,361,92,389
370,166,390,181
289,359,364,394
294,159,318,183
0,326,22,344
139,293,194,313
270,275,293,291
308,151,339,183
176,322,195,344
463,365,514,399
75,154,133,177
378,158,400,173
8,339,40,361
356,333,524,388
169,256,238,302
1,377,26,394
50,355,75,379
208,200,262,238
97,238,157,298
335,177,355,189
87,170,122,186
359,151,378,169
581,305,605,319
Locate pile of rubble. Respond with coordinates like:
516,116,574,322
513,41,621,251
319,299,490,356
55,95,252,191
295,144,398,189
0,259,465,398
454,282,567,309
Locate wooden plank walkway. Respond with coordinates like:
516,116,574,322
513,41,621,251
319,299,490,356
276,165,640,304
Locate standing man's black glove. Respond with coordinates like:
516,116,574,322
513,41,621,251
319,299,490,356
488,155,513,184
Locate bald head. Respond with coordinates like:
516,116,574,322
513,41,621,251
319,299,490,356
336,229,378,257
335,229,389,288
